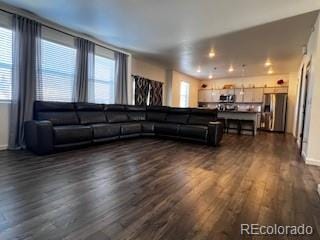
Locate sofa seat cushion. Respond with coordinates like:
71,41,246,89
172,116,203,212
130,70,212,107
53,125,92,145
179,125,208,141
141,121,155,133
121,123,142,135
154,123,180,136
91,123,121,139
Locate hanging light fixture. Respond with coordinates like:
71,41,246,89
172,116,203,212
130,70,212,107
209,49,215,58
240,64,246,95
268,67,274,74
265,59,272,67
228,65,234,72
197,66,201,73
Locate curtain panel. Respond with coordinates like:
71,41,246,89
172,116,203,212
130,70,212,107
133,75,163,106
115,52,128,104
73,38,95,102
9,15,42,149
133,75,150,106
149,80,163,106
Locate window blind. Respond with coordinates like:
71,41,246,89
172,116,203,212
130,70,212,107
90,54,115,104
0,26,12,101
37,39,77,102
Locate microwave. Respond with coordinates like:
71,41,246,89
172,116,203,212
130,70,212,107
219,94,235,102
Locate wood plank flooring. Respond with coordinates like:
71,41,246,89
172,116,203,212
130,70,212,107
0,133,319,240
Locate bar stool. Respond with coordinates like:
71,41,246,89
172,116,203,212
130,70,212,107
217,117,226,132
239,120,255,136
226,119,240,134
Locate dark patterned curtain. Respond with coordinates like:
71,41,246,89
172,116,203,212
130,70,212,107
149,80,163,106
134,75,150,105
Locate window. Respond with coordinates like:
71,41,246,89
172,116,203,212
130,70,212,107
90,54,115,104
180,81,190,107
37,39,76,102
0,26,12,101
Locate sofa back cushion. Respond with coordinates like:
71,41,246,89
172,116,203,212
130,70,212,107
34,101,79,126
105,104,129,123
146,106,168,122
165,108,190,124
75,103,107,125
188,108,218,125
126,105,146,121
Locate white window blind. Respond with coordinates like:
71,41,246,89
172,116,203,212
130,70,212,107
180,81,190,107
0,26,12,101
90,54,115,104
38,39,77,102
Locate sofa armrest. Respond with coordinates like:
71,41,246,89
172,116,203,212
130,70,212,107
208,121,224,146
24,120,54,155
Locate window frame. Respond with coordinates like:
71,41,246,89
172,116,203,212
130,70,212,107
37,34,77,102
90,52,116,104
0,25,13,103
180,81,190,108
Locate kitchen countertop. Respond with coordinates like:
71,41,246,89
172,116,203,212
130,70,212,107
218,110,261,113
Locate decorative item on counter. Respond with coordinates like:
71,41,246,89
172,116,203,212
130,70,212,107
277,79,284,85
264,84,268,88
201,84,207,88
252,84,255,88
223,84,234,89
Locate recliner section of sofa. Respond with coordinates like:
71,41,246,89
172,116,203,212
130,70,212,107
25,101,223,155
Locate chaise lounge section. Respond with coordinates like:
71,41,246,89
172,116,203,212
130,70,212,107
24,101,224,155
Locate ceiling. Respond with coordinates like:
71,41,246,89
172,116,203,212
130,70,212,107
1,0,320,79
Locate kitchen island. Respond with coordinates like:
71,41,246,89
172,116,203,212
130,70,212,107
218,111,261,135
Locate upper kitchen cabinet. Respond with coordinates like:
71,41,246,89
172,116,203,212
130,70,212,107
235,89,244,103
220,89,235,95
198,89,213,102
199,89,221,102
252,88,264,102
242,88,263,103
264,87,288,94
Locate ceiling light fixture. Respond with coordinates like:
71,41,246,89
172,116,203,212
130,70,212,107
228,65,234,72
265,59,272,67
268,68,274,74
209,74,213,79
209,49,215,58
197,66,201,73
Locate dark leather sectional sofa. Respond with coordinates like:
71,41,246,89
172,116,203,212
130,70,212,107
24,101,224,155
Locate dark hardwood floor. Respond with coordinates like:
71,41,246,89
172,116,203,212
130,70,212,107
0,133,319,240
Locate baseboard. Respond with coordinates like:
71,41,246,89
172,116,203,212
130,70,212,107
305,157,320,167
0,145,8,151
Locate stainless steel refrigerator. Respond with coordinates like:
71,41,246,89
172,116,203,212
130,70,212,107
261,93,287,132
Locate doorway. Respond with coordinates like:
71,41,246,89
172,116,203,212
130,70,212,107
296,63,311,155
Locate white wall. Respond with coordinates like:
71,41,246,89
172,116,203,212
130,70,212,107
0,103,10,150
131,57,167,104
300,13,320,166
199,73,298,134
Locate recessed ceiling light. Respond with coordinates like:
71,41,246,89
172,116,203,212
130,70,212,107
197,66,201,73
228,65,234,72
209,50,215,58
209,74,213,79
265,59,272,67
268,68,274,74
